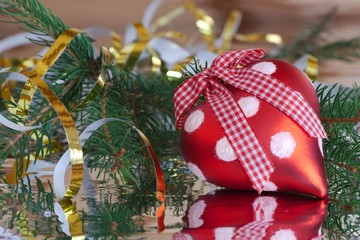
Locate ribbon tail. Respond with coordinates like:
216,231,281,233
205,79,274,193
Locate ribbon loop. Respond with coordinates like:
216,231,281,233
174,70,210,129
211,48,265,69
174,48,327,193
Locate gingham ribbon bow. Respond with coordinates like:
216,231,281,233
174,48,327,193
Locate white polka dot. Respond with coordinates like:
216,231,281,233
214,227,235,240
253,196,277,221
187,162,206,180
270,229,297,240
237,96,260,118
263,181,278,192
215,137,237,162
252,61,277,75
270,132,296,159
188,200,206,228
318,138,324,157
184,110,205,133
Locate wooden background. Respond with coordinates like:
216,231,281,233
1,0,360,87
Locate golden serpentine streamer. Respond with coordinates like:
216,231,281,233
304,54,319,81
59,198,85,239
0,29,104,239
1,28,106,198
0,0,283,76
1,27,166,235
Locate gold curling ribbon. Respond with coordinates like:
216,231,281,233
219,10,242,52
18,68,83,198
17,210,35,240
118,23,150,68
15,28,81,117
1,31,105,169
108,31,122,61
111,31,122,53
0,57,38,69
150,6,186,32
183,0,216,51
304,54,319,81
234,33,283,45
154,31,188,42
0,67,52,171
59,198,85,239
132,126,165,232
118,23,164,73
1,28,106,198
1,79,17,114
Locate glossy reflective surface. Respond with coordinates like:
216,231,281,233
0,158,358,240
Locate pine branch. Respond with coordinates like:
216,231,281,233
275,8,336,61
313,38,360,61
318,81,360,237
1,0,67,38
317,83,360,120
0,0,94,64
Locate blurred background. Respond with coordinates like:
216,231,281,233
1,0,360,86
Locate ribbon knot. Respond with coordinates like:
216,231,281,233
174,48,327,193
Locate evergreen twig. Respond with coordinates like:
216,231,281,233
275,8,336,61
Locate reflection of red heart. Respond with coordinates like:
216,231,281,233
173,190,328,240
180,59,328,198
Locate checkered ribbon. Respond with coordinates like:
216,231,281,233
174,48,327,193
232,220,271,240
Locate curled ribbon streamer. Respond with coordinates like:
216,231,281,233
0,67,33,115
183,0,216,50
17,210,35,240
0,28,106,198
234,33,283,45
150,6,186,33
119,23,150,68
12,27,106,118
142,0,186,34
0,31,51,55
0,67,53,162
0,64,104,153
0,57,37,68
0,29,105,197
15,28,82,117
217,10,243,52
174,49,327,193
132,126,165,232
0,114,41,131
19,68,83,198
55,198,84,239
120,23,165,73
81,26,122,64
110,31,122,53
53,118,165,232
294,54,319,81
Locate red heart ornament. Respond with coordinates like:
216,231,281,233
175,49,328,198
173,190,328,240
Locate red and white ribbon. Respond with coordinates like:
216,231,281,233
174,48,327,193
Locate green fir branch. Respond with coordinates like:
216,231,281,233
0,0,94,63
313,38,360,61
317,82,360,238
275,8,336,61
